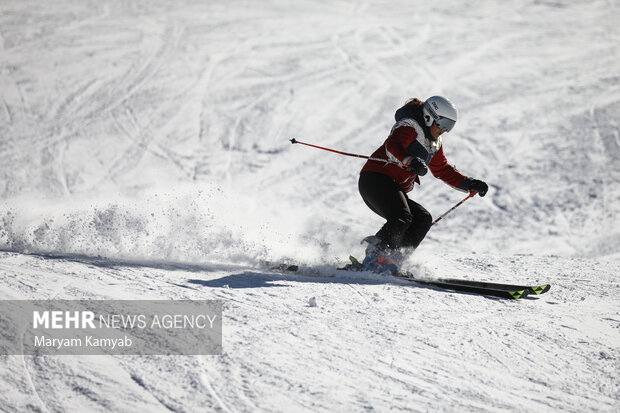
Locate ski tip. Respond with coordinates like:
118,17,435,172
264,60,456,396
509,289,529,300
530,284,551,295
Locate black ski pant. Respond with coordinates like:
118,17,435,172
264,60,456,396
358,171,432,251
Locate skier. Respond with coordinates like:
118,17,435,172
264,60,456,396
358,96,488,273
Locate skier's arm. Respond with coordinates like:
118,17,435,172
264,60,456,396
428,148,489,196
428,146,471,191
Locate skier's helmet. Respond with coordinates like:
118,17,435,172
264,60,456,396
423,96,458,132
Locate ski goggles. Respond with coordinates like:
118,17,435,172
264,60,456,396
427,106,457,132
435,116,456,133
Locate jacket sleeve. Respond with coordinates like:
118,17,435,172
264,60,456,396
383,126,418,163
428,146,471,191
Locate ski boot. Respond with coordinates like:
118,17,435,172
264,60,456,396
360,236,399,274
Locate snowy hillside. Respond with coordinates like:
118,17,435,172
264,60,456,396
1,0,619,411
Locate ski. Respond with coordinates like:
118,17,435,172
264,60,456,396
393,274,529,300
346,256,549,296
265,259,534,300
430,278,550,296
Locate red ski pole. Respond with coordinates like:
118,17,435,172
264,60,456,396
431,191,478,227
290,138,478,226
290,138,408,169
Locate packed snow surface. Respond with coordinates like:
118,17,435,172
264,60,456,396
1,0,619,411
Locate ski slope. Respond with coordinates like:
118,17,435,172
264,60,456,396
1,0,619,411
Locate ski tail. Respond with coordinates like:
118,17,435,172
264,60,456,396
337,256,364,271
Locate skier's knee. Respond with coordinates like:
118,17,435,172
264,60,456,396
397,210,413,227
420,211,432,232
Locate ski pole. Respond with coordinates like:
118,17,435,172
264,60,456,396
290,138,408,169
291,138,477,226
431,191,478,227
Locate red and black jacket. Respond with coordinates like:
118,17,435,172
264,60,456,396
361,104,471,193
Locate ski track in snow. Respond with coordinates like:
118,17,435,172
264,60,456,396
1,0,619,411
0,251,618,412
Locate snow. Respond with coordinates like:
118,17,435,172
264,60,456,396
1,0,619,411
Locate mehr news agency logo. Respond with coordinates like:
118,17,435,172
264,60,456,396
32,308,218,350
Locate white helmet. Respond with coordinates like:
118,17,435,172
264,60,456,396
423,96,458,132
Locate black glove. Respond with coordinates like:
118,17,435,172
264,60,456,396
404,156,428,176
469,179,488,197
